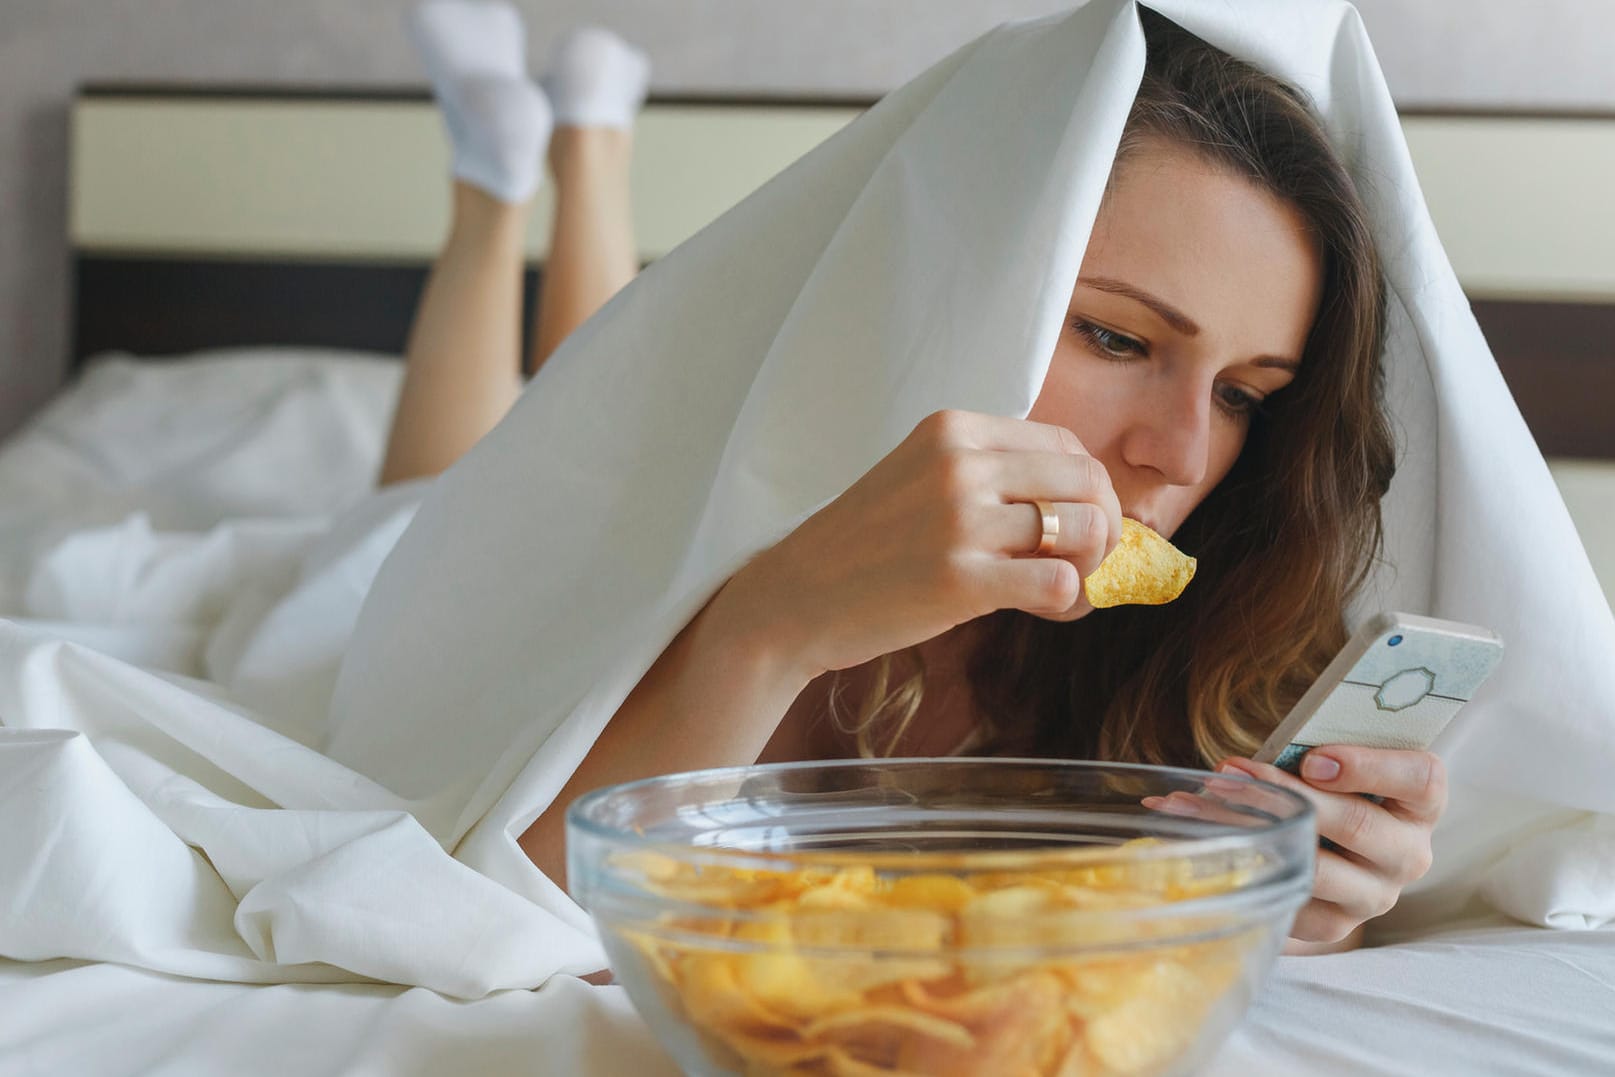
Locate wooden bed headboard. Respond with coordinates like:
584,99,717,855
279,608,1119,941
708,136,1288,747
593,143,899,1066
68,87,1615,458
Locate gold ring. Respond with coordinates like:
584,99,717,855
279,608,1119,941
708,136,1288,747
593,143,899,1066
1032,499,1059,556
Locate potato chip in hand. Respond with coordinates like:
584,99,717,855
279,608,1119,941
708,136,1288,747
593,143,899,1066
1084,518,1196,608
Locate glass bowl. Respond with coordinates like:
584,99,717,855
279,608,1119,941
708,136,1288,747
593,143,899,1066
568,758,1314,1077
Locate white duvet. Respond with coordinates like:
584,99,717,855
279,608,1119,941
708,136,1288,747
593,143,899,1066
0,350,607,998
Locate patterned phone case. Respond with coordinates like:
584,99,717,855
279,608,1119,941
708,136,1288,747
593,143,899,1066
1254,612,1504,773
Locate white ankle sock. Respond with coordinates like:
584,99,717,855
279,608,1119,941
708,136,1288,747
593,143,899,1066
409,1,552,203
541,26,651,130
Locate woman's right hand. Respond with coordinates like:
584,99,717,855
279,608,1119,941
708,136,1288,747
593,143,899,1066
714,409,1124,683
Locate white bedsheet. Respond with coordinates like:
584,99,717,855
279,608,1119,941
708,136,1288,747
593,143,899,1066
0,347,402,677
4,921,1610,1076
3,351,1613,1074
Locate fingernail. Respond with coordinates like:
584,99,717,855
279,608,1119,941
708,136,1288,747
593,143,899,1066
1217,761,1249,776
1302,753,1341,781
1155,793,1203,817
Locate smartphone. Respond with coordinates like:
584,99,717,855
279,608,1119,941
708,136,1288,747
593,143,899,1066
1253,612,1504,773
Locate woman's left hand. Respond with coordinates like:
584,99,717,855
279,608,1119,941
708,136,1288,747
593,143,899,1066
1215,747,1447,951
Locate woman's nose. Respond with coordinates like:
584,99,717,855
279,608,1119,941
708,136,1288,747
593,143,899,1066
1123,377,1211,488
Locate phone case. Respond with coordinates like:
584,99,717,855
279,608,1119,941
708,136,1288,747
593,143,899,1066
1254,612,1504,773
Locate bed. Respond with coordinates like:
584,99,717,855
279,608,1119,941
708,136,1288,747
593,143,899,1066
1,87,1613,1075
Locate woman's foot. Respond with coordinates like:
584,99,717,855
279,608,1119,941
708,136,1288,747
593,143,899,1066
409,0,553,204
540,26,651,132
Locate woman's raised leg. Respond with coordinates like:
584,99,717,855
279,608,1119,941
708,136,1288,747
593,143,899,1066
379,1,551,486
530,128,639,370
380,183,534,486
530,27,650,371
382,15,651,481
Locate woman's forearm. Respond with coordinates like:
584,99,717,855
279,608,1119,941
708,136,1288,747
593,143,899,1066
517,578,812,890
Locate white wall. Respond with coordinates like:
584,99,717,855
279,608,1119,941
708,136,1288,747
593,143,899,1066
2,0,1612,439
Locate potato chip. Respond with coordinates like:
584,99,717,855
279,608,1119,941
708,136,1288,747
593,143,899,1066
822,1046,930,1077
730,907,952,1014
1053,1037,1102,1077
901,970,1060,1025
1052,884,1161,912
803,1004,975,1049
1052,957,1162,1021
1083,960,1209,1073
711,1026,828,1069
679,951,797,1033
793,906,952,954
896,972,1071,1075
710,1026,826,1072
730,944,866,1019
882,874,980,912
642,871,792,908
809,864,882,897
1084,518,1196,608
794,910,956,1001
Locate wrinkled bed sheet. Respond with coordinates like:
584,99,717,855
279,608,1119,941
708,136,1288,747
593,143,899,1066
4,921,1611,1076
2,352,1611,1075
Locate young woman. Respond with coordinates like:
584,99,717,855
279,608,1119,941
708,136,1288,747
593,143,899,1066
359,3,1442,956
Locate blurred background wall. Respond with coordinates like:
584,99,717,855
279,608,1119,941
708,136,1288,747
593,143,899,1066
1,0,1612,439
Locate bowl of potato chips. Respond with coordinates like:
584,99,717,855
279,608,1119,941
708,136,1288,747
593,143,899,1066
568,758,1314,1077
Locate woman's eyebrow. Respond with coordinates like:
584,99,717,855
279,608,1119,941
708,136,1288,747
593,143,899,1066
1078,276,1199,336
1078,276,1303,371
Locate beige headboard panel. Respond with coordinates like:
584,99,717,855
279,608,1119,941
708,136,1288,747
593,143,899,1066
1400,115,1615,302
70,93,858,264
71,94,1615,302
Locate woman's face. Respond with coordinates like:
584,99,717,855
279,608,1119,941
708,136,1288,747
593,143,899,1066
1029,136,1321,600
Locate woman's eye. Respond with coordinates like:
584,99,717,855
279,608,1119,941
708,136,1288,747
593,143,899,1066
1215,383,1264,419
1072,319,1146,360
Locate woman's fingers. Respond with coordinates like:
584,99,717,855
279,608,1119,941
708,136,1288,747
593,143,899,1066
987,447,1115,505
975,555,1083,615
991,450,1123,553
1294,746,1448,824
931,449,1120,566
1219,757,1432,885
1221,757,1389,852
916,411,1122,553
1308,849,1399,924
984,500,1111,566
1141,790,1273,829
916,408,1091,457
1290,895,1372,946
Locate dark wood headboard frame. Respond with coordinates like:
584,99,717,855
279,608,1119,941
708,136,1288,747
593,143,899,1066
70,87,1615,459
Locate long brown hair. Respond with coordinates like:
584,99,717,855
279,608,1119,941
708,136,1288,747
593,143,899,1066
837,8,1396,767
